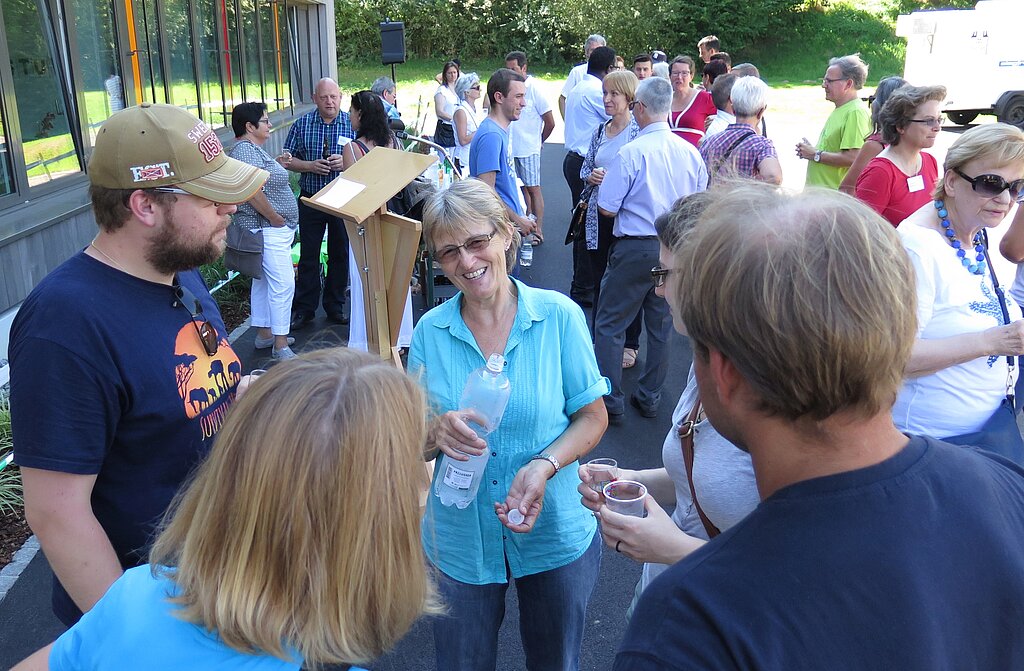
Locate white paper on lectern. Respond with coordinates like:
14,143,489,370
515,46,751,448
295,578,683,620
346,247,413,352
318,177,365,210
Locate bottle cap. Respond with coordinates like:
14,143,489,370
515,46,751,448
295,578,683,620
485,353,505,373
507,509,525,525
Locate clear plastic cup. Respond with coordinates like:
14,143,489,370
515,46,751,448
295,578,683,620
586,458,618,494
603,480,647,517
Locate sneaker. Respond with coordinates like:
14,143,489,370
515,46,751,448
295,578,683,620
272,345,298,360
254,335,295,350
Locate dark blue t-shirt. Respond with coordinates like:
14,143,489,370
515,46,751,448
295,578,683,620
469,117,523,215
615,436,1024,671
10,252,240,625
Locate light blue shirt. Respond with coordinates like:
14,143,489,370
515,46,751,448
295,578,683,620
597,121,709,237
49,566,335,670
409,280,609,584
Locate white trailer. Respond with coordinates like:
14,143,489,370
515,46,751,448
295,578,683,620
896,0,1024,127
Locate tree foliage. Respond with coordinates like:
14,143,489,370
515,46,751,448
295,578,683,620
336,0,804,64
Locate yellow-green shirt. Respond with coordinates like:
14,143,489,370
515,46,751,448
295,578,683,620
806,98,872,189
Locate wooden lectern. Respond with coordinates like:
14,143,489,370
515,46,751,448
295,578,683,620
301,147,436,365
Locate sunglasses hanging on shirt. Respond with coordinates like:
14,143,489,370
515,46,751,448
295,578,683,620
172,278,219,357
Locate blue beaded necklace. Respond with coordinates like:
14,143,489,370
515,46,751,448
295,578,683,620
935,199,986,275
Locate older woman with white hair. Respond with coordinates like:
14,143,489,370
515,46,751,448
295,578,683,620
698,76,781,184
452,72,481,174
895,123,1024,462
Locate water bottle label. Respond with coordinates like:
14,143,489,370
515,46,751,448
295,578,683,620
443,462,474,490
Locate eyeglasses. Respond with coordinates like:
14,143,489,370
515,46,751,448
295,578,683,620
173,280,219,356
953,168,1024,201
908,115,945,128
822,77,846,85
256,117,271,126
470,85,481,91
150,187,222,208
435,232,495,264
628,100,644,111
651,265,674,288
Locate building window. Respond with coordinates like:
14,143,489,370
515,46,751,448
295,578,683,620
70,0,124,149
0,92,14,196
2,0,82,187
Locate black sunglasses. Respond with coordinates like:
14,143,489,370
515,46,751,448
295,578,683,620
172,280,219,356
954,168,1024,201
651,265,673,288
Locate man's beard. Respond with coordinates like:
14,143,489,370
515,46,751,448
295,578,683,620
146,205,225,274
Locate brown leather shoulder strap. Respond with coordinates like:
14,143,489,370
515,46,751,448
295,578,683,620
678,397,721,539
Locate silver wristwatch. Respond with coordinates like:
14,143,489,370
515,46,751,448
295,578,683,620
530,453,560,477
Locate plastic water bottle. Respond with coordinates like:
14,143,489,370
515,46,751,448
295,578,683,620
435,353,512,509
520,234,534,268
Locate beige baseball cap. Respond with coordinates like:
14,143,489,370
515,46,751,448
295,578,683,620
88,102,268,204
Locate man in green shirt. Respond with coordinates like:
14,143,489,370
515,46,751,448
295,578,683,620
796,53,872,189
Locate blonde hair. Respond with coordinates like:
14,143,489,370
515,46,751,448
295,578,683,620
673,183,916,421
604,70,639,101
150,348,440,666
934,123,1024,201
421,177,520,271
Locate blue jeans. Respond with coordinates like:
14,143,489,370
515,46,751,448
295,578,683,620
432,531,601,671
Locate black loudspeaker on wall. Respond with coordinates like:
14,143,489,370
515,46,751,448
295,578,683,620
380,21,406,65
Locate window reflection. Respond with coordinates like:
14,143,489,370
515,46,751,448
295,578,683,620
164,0,199,113
2,0,82,186
0,86,14,196
71,0,122,150
193,0,226,127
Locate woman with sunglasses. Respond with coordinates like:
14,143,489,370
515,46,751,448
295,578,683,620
894,123,1024,461
410,179,609,671
452,72,482,174
667,55,717,147
577,193,759,619
855,85,946,227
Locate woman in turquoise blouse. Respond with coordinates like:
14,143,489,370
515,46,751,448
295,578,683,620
409,178,609,671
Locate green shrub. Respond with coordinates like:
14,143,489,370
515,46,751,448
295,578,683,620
0,393,22,515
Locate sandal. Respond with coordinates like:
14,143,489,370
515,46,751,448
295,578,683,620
622,348,638,369
532,230,544,244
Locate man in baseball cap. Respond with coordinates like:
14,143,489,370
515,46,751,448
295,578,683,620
9,103,268,626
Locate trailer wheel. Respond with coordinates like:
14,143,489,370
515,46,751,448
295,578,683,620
946,111,978,126
997,93,1024,129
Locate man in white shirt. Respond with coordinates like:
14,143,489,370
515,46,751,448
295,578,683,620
506,51,555,240
563,45,616,305
703,73,737,142
558,34,606,120
595,76,708,423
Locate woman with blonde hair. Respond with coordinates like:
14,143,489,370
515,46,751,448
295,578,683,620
15,348,440,670
410,178,608,671
895,123,1024,462
580,70,643,357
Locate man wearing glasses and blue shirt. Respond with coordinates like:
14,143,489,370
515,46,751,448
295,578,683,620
9,103,267,627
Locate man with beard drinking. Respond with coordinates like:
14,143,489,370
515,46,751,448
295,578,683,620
9,103,267,626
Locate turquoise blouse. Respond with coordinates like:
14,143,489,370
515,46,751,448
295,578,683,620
409,280,609,584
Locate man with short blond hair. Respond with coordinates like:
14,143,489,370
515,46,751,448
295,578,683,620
616,183,1024,670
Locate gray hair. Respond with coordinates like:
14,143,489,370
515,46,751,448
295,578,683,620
370,76,396,97
731,63,760,78
652,62,669,80
636,76,672,117
455,72,481,101
586,34,607,49
828,53,869,90
730,76,769,117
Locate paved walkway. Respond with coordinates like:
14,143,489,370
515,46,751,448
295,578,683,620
0,142,689,669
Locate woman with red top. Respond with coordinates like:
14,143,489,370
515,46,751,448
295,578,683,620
667,56,717,147
856,85,946,227
839,76,907,195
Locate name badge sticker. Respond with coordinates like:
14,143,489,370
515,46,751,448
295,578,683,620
338,136,352,147
907,175,925,193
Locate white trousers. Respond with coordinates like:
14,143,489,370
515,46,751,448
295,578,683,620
250,225,296,336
